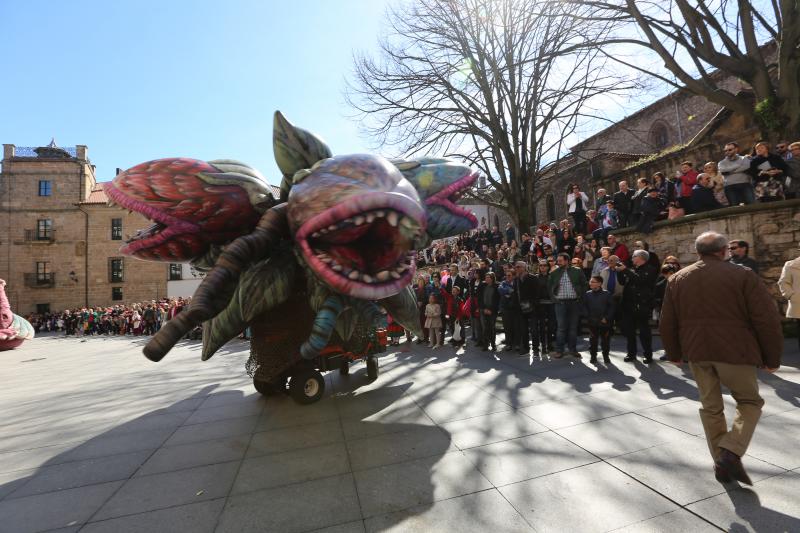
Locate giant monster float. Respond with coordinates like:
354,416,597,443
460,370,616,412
0,279,35,350
104,112,477,402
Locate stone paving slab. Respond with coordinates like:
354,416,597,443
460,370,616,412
0,333,797,532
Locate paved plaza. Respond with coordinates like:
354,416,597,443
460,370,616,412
1,333,798,533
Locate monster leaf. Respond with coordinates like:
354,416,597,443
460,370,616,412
377,286,422,338
273,111,332,201
200,159,277,212
201,253,297,360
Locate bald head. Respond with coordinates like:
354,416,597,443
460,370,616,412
695,231,728,256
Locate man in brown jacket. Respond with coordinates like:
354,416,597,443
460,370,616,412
659,231,783,485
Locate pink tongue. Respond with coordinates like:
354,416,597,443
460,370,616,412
321,224,371,244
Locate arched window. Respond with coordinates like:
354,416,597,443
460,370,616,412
649,122,670,149
546,193,556,222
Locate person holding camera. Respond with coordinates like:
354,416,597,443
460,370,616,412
617,250,658,363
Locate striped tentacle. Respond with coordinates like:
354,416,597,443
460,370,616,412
144,204,289,362
300,295,345,360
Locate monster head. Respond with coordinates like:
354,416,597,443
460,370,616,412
104,158,273,261
288,154,426,301
392,158,479,244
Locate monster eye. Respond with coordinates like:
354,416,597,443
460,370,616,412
391,160,422,171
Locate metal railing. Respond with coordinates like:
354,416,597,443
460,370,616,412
24,229,56,242
24,273,56,288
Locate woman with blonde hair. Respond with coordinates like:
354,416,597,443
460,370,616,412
703,161,729,207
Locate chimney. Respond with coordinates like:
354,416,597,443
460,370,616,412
116,168,122,176
76,145,87,160
2,144,14,160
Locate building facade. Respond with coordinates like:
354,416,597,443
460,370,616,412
0,142,168,314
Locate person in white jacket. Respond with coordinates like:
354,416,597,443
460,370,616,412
566,184,590,234
778,255,800,350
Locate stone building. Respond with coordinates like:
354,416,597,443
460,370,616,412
535,66,766,224
0,142,168,314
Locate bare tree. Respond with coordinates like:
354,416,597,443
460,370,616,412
347,0,630,231
565,0,800,141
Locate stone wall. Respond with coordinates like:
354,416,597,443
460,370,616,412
610,199,800,313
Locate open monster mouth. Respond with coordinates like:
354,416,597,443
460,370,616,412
296,194,426,300
425,170,480,226
104,182,199,256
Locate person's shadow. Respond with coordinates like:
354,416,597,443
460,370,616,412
725,485,800,532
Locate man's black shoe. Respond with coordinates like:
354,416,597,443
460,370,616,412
589,356,597,365
643,356,653,364
659,354,668,361
719,448,752,485
504,346,514,352
714,462,732,483
623,355,637,363
603,356,611,364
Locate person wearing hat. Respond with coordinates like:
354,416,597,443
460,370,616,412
636,188,665,234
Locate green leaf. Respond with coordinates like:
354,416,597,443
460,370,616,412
201,254,297,360
273,111,332,200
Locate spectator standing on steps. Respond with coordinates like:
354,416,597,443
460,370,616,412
659,231,783,486
718,142,755,206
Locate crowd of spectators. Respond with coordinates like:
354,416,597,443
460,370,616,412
410,212,764,364
26,297,192,337
568,140,799,237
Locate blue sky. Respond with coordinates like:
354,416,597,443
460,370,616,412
1,0,671,185
0,0,391,182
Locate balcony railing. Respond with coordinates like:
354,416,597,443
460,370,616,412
24,273,56,288
24,229,56,242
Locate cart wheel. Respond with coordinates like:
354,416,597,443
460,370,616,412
289,368,325,404
253,377,286,396
366,356,379,380
339,359,350,376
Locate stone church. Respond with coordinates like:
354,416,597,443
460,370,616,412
534,71,764,225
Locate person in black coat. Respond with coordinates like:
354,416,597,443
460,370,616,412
582,276,614,364
533,260,555,353
513,261,540,356
691,174,723,213
617,250,658,363
613,180,634,228
636,189,665,233
477,272,501,350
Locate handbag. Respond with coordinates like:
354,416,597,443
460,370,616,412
667,205,685,220
452,321,463,342
754,177,785,200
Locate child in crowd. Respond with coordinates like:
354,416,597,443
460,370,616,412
424,294,443,349
582,275,614,364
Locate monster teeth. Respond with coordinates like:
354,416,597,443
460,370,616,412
332,264,343,272
386,212,399,227
311,231,321,238
399,216,415,229
376,270,390,282
353,215,365,226
366,213,376,223
348,270,360,280
320,256,332,263
390,271,401,279
362,273,374,283
374,210,385,218
327,225,337,232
